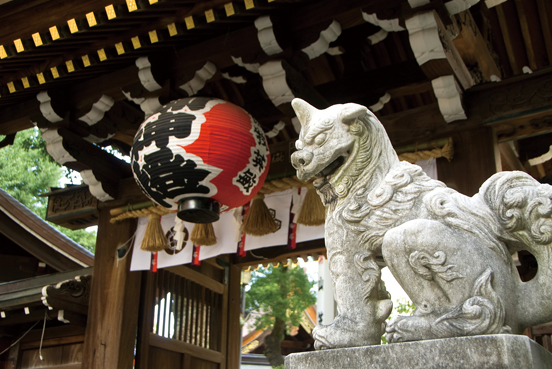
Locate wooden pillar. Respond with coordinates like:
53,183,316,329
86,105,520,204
226,263,243,369
437,126,499,196
81,208,141,369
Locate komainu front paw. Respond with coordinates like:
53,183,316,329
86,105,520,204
313,315,384,350
385,315,436,343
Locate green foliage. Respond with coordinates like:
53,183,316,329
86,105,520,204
0,128,61,218
245,263,317,334
0,128,96,252
394,298,415,315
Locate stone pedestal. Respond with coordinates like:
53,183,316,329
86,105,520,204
285,335,552,369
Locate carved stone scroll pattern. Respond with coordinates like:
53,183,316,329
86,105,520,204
409,251,464,282
432,268,510,337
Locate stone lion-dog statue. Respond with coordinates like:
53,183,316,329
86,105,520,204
290,98,552,349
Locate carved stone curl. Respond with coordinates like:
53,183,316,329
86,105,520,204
290,98,552,349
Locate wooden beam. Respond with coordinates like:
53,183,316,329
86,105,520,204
165,265,225,294
494,1,529,75
536,0,552,67
148,333,223,363
469,67,552,124
492,110,552,143
20,333,85,350
56,127,131,180
514,0,547,71
380,67,552,146
0,308,57,326
406,10,473,90
21,325,86,345
81,212,140,369
437,126,499,196
498,142,525,172
234,239,326,267
452,10,502,81
316,60,426,106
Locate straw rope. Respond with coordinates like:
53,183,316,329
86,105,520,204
110,205,172,223
398,137,454,163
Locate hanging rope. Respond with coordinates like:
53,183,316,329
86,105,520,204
110,205,172,223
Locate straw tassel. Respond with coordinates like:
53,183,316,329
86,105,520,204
241,193,279,236
141,214,168,252
297,185,325,226
191,223,217,246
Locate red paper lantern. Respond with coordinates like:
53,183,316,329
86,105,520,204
131,97,270,223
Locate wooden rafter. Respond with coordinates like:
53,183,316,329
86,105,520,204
514,0,547,71
494,1,529,75
452,9,502,81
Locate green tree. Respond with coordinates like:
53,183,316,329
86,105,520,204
0,128,96,252
245,263,317,368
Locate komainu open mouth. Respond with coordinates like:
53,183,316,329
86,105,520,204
315,155,346,178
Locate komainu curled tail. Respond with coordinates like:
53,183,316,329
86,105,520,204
479,171,552,330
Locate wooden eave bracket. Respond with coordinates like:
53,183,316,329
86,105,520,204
258,59,328,123
432,75,466,122
178,61,217,96
255,15,284,56
301,20,342,60
41,275,91,317
406,10,473,122
41,127,131,201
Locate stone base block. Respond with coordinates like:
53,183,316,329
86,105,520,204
285,334,552,369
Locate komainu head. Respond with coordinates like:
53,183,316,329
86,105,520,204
290,98,399,200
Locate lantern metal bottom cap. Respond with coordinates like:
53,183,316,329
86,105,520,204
177,197,220,223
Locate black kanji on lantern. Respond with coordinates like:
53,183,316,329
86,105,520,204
252,125,268,150
252,149,266,171
131,97,213,164
235,168,257,194
133,147,211,207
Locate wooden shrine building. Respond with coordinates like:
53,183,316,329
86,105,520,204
0,188,93,369
1,0,552,367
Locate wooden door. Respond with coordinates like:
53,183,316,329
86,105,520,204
135,260,241,369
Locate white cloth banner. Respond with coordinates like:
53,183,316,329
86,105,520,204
130,160,436,271
130,190,326,271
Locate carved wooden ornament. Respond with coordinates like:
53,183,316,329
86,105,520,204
301,20,342,60
369,93,391,112
37,91,63,123
259,60,294,107
78,95,114,126
362,12,404,32
81,169,114,202
406,12,446,66
231,56,260,74
136,56,163,92
179,61,217,96
432,75,466,123
254,16,283,56
41,128,76,165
